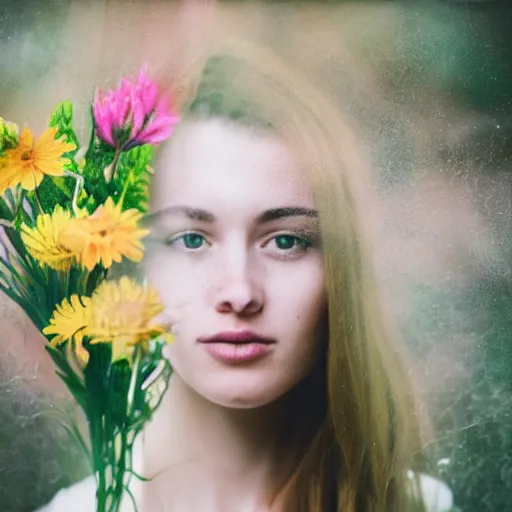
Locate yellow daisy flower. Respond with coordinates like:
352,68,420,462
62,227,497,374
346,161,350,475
87,276,172,362
21,206,77,271
59,197,149,271
43,295,92,365
0,126,76,194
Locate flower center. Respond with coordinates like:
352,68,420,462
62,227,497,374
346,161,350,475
20,150,33,161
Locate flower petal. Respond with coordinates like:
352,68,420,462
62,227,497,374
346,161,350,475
33,159,67,177
19,126,34,148
35,126,59,148
19,170,43,191
93,90,116,146
134,113,178,145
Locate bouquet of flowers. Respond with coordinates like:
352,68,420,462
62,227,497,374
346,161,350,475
0,66,179,512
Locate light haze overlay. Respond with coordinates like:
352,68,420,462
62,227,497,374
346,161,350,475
0,1,510,511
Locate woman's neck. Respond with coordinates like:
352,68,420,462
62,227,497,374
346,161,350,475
141,374,302,512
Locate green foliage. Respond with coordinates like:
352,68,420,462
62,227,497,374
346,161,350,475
32,175,73,214
441,275,512,512
0,190,17,223
78,106,115,213
26,101,86,215
80,134,155,214
42,330,172,512
410,275,512,512
49,101,80,168
47,345,88,411
0,225,107,331
0,65,167,512
113,145,154,213
80,137,114,213
379,4,512,113
0,188,33,231
80,341,172,511
0,117,19,155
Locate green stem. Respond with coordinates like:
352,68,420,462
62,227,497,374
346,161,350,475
63,170,85,216
116,174,131,210
33,187,44,215
110,147,122,183
15,187,23,213
109,346,142,511
123,485,139,512
127,347,141,416
85,105,98,162
109,347,142,512
111,432,128,512
91,414,108,512
88,347,146,512
13,188,26,224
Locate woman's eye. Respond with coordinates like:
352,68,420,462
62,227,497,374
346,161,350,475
167,232,207,250
269,234,312,253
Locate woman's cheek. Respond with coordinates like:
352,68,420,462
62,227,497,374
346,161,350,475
148,253,210,307
271,259,324,301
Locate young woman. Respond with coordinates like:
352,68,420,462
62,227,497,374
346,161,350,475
37,44,452,512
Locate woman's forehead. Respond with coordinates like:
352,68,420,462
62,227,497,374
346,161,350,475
150,119,315,214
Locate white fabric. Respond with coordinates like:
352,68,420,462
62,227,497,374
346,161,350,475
36,466,453,512
35,438,144,512
35,474,142,512
409,471,454,512
35,476,102,512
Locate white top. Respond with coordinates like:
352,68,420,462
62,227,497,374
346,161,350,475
36,438,145,512
36,446,454,512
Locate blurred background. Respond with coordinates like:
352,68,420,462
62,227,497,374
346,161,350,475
0,1,510,511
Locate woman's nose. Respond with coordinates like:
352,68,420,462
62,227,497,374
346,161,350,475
212,253,264,316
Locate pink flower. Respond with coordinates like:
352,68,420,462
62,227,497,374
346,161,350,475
93,64,179,150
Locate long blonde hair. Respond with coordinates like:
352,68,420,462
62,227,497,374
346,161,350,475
164,40,426,512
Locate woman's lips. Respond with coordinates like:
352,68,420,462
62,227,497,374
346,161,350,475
198,331,275,363
202,342,272,362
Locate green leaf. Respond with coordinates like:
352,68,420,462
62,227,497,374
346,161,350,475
2,246,93,329
56,370,88,411
0,227,24,261
81,139,114,212
30,175,73,214
59,418,91,462
45,344,76,374
49,100,80,165
108,362,131,426
19,260,58,325
85,265,108,296
45,345,88,411
112,145,154,213
0,196,14,221
84,342,112,413
0,254,47,324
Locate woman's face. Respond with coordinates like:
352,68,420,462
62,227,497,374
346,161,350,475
145,119,326,408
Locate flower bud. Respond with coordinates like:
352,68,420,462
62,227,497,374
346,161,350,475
0,117,19,153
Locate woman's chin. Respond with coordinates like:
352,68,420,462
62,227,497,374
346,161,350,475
199,385,281,410
189,376,290,410
173,364,302,410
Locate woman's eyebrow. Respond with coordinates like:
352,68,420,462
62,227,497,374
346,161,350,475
143,206,318,224
255,207,318,224
144,206,216,224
